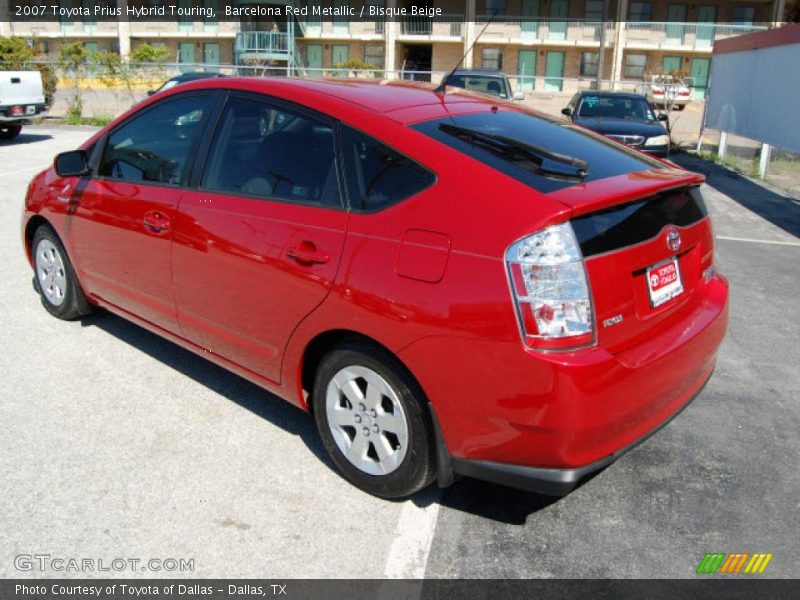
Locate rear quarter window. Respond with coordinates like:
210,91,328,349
341,126,435,212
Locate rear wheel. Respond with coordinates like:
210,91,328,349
32,226,92,320
313,342,436,498
0,123,22,140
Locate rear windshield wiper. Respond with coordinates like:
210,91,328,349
439,122,589,181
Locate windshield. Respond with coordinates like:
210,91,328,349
577,96,656,121
446,75,508,99
413,110,661,194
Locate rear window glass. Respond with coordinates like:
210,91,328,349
341,126,435,211
412,110,661,194
447,75,508,99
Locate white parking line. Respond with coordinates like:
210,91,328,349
383,489,441,578
717,235,800,247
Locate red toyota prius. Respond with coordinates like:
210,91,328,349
22,78,728,498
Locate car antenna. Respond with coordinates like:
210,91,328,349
434,10,500,95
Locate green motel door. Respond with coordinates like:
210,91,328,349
306,45,323,77
544,51,564,91
518,50,536,91
696,5,717,49
691,57,710,99
521,0,540,41
662,55,682,74
548,0,568,41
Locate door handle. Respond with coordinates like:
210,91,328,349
143,210,170,234
287,241,330,265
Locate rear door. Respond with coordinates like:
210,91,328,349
172,92,347,383
69,92,215,334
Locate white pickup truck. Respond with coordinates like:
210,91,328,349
0,71,49,140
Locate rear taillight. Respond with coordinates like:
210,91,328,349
505,222,595,351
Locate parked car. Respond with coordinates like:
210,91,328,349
635,75,692,110
562,91,671,156
441,68,525,101
23,78,728,499
0,71,49,140
147,71,226,97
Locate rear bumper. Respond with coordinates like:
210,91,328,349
402,274,728,494
441,371,709,496
0,103,48,122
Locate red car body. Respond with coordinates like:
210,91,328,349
22,78,728,495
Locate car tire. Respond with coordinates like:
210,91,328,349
31,225,92,320
0,124,22,140
313,342,436,498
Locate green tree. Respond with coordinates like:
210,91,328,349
0,37,36,68
59,42,90,119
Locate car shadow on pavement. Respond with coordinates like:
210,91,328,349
77,309,338,475
670,152,800,239
0,133,53,145
436,478,561,525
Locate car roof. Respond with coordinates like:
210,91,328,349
170,72,226,82
451,69,505,76
171,77,505,124
577,91,646,100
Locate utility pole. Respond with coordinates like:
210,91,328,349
595,1,608,90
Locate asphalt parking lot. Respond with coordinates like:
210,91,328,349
1,126,798,579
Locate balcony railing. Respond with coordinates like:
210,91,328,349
400,15,464,38
625,22,768,49
477,19,615,44
235,31,290,57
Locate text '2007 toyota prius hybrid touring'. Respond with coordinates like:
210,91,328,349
22,78,728,499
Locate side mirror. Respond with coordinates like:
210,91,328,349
147,90,156,97
54,150,89,177
561,107,572,116
658,113,669,121
512,90,525,101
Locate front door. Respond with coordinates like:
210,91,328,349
333,0,350,34
696,5,717,49
172,93,348,383
203,43,220,71
544,51,565,91
548,0,568,41
521,0,539,41
517,50,536,91
662,55,682,74
307,44,323,76
306,0,322,35
69,93,214,334
690,57,710,98
332,44,349,76
179,43,195,73
666,4,687,46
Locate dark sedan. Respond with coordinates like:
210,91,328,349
562,92,670,157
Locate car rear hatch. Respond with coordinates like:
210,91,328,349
549,169,715,356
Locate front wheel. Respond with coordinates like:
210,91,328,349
313,342,436,498
32,226,92,320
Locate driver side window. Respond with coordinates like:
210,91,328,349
98,94,211,186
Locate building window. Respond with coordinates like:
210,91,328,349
482,48,503,70
585,0,605,21
624,53,647,79
364,45,384,68
629,2,652,21
486,0,506,16
733,6,755,25
580,52,599,77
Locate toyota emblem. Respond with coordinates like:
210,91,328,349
666,227,681,253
